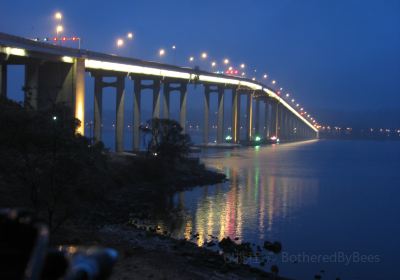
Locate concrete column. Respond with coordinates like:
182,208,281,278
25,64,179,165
275,102,280,138
217,87,224,144
269,100,277,137
115,76,125,152
24,63,39,110
203,88,210,144
133,78,141,151
254,99,260,136
0,64,7,98
73,58,85,135
179,83,188,132
94,75,103,142
162,83,170,119
152,80,161,119
246,93,253,141
278,105,284,140
264,100,270,138
231,88,239,143
283,109,288,140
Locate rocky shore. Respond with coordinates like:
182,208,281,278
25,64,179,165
49,154,289,280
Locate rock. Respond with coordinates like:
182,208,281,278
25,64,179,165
271,265,279,275
263,241,282,254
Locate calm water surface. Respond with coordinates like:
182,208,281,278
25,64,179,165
157,140,400,280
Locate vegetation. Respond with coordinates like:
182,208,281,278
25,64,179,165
145,118,192,160
0,97,224,231
0,97,110,231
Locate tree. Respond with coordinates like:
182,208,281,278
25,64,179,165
0,97,109,231
147,118,192,161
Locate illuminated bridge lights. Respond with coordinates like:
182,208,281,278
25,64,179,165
0,33,318,133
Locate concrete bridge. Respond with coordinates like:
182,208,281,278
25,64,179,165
0,32,318,152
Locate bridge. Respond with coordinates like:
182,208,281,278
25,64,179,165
0,32,318,152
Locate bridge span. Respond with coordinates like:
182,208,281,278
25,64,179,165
0,32,318,151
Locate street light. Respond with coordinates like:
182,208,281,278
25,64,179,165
223,58,229,65
127,32,134,39
211,61,216,67
272,80,276,85
159,48,165,57
240,63,245,69
56,25,64,37
189,56,194,62
54,12,62,20
201,52,208,59
263,74,268,79
116,38,124,48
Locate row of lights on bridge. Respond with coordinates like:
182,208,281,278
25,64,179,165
37,10,319,128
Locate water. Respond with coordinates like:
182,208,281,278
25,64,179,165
156,140,400,280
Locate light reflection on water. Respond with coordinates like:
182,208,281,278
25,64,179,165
181,141,320,247
153,140,400,279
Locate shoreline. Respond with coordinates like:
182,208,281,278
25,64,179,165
48,153,289,279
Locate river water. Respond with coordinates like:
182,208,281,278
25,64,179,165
156,139,400,280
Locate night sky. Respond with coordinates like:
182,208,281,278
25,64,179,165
1,0,400,127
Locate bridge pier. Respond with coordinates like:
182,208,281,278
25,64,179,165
246,93,253,142
270,100,278,138
94,75,103,142
91,73,125,151
203,87,210,144
162,84,170,119
152,80,161,119
23,59,85,134
264,99,271,139
131,77,161,151
203,84,225,144
231,88,240,144
24,62,39,110
0,63,7,98
115,76,125,153
163,80,188,131
217,86,224,144
254,99,260,137
179,83,188,132
133,78,141,151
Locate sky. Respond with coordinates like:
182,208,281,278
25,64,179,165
1,0,400,127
